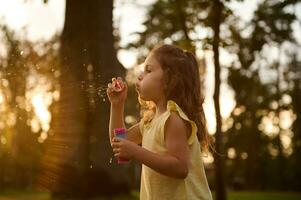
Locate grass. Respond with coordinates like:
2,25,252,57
0,190,139,200
226,191,301,200
0,190,300,200
0,190,50,200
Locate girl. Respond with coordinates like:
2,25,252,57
107,44,212,200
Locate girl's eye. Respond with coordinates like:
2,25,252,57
144,69,151,73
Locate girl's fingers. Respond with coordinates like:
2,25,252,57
106,87,114,95
112,148,120,153
111,139,121,148
111,143,118,148
107,87,113,93
112,137,121,142
123,82,128,90
107,83,114,93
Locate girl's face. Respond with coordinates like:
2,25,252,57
136,53,165,102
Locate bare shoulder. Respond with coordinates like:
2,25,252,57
165,112,191,140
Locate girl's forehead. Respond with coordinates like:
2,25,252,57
145,53,161,68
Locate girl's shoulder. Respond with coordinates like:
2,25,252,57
166,100,198,145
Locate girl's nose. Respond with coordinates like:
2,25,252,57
138,74,143,81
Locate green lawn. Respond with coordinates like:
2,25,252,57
226,191,301,200
0,191,300,200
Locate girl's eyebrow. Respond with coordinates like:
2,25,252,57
145,64,151,67
144,64,152,69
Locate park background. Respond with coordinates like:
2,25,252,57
0,0,301,199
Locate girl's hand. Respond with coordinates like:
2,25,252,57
106,77,128,105
111,137,138,160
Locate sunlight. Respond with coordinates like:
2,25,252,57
29,89,53,143
203,153,214,164
0,92,4,104
32,94,51,129
26,72,57,143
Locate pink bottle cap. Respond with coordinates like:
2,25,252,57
114,128,125,135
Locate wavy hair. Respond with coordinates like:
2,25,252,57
140,44,211,153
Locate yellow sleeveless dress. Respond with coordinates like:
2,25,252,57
139,100,213,200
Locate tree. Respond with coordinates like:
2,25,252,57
225,0,299,190
289,53,301,190
40,0,127,198
0,24,58,190
209,0,227,199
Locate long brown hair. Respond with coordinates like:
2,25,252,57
141,44,211,152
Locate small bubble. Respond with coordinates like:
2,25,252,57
20,51,24,55
109,157,113,164
90,165,93,169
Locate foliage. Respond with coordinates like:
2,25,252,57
0,24,60,190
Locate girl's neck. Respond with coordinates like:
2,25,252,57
154,98,167,117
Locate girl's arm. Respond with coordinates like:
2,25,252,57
112,112,190,179
109,103,125,146
126,123,142,145
107,81,142,145
107,78,128,146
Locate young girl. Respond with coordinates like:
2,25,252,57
107,44,212,200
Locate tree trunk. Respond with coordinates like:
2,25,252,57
39,0,127,198
212,0,227,200
292,55,301,190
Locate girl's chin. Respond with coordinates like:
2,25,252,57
138,94,150,102
139,95,146,101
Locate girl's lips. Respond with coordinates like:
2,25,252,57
135,83,140,92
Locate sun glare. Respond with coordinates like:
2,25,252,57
0,92,4,104
26,72,57,143
32,94,51,128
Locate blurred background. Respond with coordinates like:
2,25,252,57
0,0,301,199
